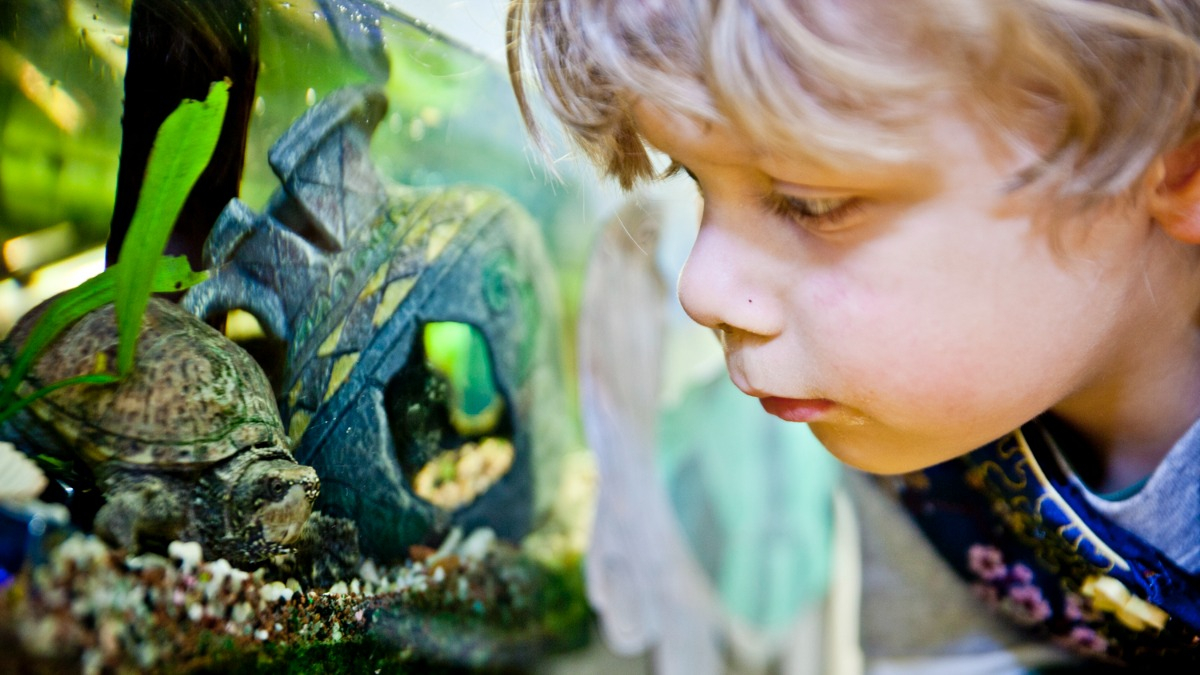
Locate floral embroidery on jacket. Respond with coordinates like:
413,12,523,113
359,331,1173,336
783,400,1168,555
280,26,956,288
896,419,1200,666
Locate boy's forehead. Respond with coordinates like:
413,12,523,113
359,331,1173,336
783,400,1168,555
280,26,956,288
631,102,751,164
631,101,837,170
631,100,940,189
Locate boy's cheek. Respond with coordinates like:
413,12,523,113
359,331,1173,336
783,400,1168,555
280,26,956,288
797,269,898,339
815,312,1029,418
802,270,858,314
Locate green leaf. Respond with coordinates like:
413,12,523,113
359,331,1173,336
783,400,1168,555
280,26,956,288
34,455,71,472
0,256,205,411
113,79,230,375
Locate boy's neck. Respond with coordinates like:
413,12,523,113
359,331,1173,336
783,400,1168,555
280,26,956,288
1052,332,1200,494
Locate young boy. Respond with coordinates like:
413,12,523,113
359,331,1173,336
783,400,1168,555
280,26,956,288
508,0,1200,669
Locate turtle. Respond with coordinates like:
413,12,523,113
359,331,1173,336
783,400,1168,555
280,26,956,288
0,296,320,567
182,85,571,563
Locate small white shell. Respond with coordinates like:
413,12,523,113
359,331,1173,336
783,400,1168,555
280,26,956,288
0,441,48,504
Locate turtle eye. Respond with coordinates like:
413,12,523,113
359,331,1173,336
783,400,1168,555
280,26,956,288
267,477,288,499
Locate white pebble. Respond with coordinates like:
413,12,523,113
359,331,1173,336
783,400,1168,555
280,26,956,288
261,581,294,604
17,617,60,657
135,641,159,669
433,527,463,560
125,585,147,611
359,559,380,583
168,541,204,571
204,559,233,598
231,602,253,623
70,597,91,619
458,528,496,561
82,648,103,675
228,567,250,588
208,558,232,578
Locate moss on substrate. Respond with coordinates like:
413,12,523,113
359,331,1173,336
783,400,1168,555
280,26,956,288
532,551,591,651
187,637,487,675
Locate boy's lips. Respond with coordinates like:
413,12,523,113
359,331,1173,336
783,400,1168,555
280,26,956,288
759,396,836,423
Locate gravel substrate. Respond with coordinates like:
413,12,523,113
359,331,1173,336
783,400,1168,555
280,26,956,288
1,526,588,674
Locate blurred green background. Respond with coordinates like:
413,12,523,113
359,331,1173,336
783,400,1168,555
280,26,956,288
0,0,614,337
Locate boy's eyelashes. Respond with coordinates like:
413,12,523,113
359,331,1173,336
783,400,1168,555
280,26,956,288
763,193,863,232
676,162,862,233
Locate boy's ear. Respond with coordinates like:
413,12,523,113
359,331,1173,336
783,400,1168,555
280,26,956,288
1148,136,1200,244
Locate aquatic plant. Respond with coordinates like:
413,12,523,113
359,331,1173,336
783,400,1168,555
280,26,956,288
0,80,228,425
110,79,229,374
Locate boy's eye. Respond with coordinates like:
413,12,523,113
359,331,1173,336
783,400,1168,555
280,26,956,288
676,164,862,232
765,193,862,232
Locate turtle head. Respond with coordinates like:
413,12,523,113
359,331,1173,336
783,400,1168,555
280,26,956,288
230,453,320,553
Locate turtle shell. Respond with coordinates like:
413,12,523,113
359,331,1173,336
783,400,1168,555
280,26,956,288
3,296,285,469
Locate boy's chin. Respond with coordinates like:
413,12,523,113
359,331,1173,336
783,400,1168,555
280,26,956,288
810,424,971,476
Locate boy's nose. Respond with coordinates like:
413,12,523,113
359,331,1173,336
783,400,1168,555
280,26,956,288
676,218,783,340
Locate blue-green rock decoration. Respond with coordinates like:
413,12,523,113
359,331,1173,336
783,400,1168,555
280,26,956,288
183,85,567,563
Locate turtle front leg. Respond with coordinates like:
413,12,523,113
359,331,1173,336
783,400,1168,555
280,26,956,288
93,477,186,555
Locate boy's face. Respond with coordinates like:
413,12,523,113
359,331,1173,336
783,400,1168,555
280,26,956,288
636,100,1194,474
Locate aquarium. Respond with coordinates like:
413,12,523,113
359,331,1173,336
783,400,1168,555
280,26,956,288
0,2,850,673
0,1,606,671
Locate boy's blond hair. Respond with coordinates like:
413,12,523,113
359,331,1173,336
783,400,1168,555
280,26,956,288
508,0,1200,199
